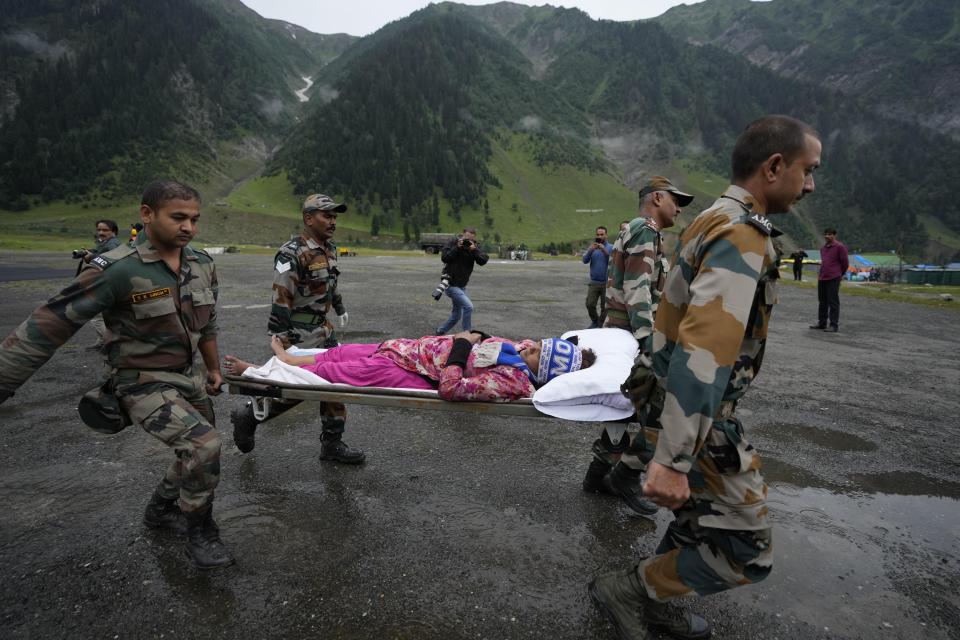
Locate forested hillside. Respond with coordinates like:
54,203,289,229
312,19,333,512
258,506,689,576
1,0,958,260
278,10,605,239
656,0,960,140
480,4,960,254
0,0,354,209
272,2,959,256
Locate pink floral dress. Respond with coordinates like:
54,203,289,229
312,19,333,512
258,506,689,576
376,336,537,402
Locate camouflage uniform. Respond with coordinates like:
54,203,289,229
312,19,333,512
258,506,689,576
268,233,348,440
596,217,670,470
632,185,780,601
0,233,221,513
87,235,124,342
605,216,668,344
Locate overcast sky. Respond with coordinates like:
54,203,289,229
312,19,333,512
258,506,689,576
238,1,708,36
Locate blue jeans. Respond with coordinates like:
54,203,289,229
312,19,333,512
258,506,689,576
437,286,473,334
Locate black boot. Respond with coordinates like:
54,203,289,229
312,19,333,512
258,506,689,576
603,463,658,517
319,438,366,464
643,594,712,640
589,567,651,640
185,507,235,570
582,457,615,494
143,491,187,534
231,402,259,454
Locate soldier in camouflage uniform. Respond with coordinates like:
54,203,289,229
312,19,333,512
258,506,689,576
0,180,234,570
232,194,363,463
583,177,693,518
589,116,822,640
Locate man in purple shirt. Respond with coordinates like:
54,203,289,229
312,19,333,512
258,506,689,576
810,227,849,332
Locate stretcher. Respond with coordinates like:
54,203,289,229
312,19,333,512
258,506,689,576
224,328,639,425
224,375,545,420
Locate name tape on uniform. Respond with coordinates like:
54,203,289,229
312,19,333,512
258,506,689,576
131,287,172,303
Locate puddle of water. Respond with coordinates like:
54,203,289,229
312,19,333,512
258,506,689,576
765,423,878,452
728,485,960,639
849,470,960,499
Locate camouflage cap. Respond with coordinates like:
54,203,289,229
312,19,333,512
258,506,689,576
302,194,347,214
638,176,694,207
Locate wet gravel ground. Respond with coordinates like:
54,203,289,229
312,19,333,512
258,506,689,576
0,251,957,640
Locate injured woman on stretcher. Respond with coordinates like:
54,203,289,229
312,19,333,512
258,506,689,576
224,331,596,402
224,331,595,402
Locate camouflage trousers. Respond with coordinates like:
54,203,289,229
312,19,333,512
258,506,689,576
631,418,773,602
590,424,647,471
287,329,347,440
114,366,220,513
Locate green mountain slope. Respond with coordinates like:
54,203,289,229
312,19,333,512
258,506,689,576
451,1,960,256
276,10,605,241
2,1,959,262
0,0,354,209
655,0,960,140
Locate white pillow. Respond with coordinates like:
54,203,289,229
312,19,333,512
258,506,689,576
532,328,637,421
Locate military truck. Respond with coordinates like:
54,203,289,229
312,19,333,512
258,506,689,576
420,232,457,254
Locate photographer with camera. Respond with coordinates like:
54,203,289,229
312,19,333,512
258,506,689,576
582,226,613,328
436,228,488,335
74,219,122,350
74,219,122,263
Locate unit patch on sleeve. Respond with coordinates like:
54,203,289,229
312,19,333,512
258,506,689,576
131,287,172,303
91,256,110,269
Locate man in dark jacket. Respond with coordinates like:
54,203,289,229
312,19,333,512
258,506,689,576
436,228,488,334
810,228,848,332
789,248,808,281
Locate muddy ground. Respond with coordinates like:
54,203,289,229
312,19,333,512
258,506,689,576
0,251,957,640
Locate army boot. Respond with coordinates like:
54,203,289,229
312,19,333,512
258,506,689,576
143,491,187,534
184,507,235,570
642,594,712,640
319,436,366,464
602,463,658,517
231,402,259,453
589,567,650,640
582,457,615,494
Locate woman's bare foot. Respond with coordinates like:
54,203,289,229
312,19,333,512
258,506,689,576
223,354,255,376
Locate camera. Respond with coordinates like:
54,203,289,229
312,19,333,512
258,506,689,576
432,274,451,301
594,237,603,245
72,249,87,259
461,238,474,249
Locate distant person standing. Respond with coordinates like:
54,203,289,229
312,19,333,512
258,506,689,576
585,177,693,516
789,248,808,281
582,226,613,328
436,228,488,335
810,228,848,332
80,219,123,350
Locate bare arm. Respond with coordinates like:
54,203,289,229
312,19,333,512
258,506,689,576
198,338,223,396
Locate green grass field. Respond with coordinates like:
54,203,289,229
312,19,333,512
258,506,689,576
919,213,960,250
